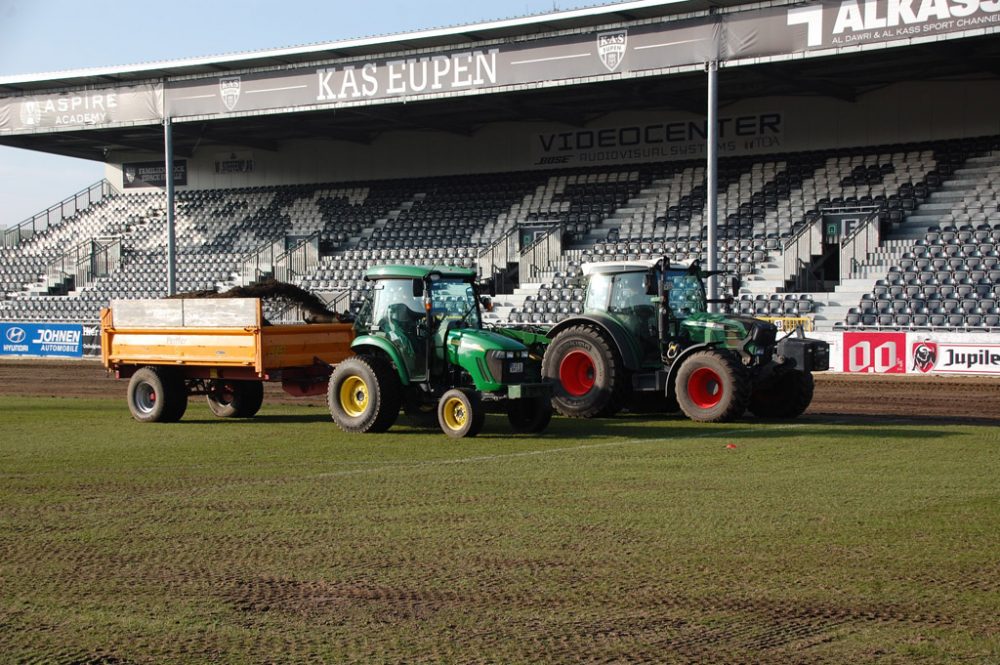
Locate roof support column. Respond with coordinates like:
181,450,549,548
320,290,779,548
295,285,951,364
705,60,719,312
163,117,177,296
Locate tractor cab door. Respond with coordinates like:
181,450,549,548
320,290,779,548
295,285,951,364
590,270,660,366
428,279,481,372
366,279,428,380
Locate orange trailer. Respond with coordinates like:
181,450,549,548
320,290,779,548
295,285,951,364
101,298,354,422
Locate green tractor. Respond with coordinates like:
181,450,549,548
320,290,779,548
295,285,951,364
329,265,552,438
539,258,829,423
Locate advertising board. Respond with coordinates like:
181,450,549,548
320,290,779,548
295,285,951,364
0,322,84,358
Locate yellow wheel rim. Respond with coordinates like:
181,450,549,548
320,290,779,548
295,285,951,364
442,396,467,431
339,376,369,417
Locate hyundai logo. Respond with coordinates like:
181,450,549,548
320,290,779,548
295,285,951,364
5,327,26,343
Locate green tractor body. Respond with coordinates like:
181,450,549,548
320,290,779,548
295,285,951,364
539,258,829,422
329,264,551,437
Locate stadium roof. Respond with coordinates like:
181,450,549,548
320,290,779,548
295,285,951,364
0,0,752,94
0,0,998,162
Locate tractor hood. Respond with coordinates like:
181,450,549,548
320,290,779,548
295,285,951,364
446,328,532,392
680,312,777,348
446,328,527,354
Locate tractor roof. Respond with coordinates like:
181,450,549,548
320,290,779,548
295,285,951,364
581,258,693,276
364,264,478,281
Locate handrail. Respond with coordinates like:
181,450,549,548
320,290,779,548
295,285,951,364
43,236,122,291
840,209,881,280
2,179,119,248
477,226,518,278
781,217,822,290
519,224,564,283
273,233,320,283
237,238,286,285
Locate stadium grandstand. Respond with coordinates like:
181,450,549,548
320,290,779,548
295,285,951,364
2,0,1000,367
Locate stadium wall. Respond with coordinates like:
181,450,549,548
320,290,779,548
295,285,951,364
106,79,1000,190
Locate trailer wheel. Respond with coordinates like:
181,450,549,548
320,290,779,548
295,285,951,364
542,324,625,418
328,355,401,433
506,396,552,434
675,350,750,423
127,366,188,423
749,369,815,419
438,388,485,438
206,380,264,418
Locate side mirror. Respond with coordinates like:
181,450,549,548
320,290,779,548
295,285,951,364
412,280,424,298
643,271,657,296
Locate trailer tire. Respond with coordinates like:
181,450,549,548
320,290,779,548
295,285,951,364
675,350,750,423
328,354,401,433
542,324,625,418
127,366,188,423
206,380,264,418
438,388,485,438
506,396,552,434
749,369,814,419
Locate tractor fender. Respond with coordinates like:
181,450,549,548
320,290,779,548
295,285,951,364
665,342,727,398
545,314,641,371
350,335,411,386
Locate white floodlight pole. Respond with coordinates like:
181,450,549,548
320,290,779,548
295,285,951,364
164,117,177,296
706,60,720,312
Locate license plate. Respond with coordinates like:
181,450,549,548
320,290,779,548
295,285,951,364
509,361,524,374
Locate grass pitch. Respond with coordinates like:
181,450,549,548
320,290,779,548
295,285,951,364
1,395,998,664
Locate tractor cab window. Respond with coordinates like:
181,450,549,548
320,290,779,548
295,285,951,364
370,279,425,339
663,270,707,315
430,279,480,329
584,272,612,311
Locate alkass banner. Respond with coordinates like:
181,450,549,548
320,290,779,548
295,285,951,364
0,83,162,133
841,331,1000,375
0,322,83,358
3,1,998,134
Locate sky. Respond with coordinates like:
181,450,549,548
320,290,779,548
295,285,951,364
0,0,620,229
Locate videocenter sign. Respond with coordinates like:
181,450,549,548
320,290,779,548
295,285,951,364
2,0,998,134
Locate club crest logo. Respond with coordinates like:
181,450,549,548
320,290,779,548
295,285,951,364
912,341,937,373
597,30,627,72
19,100,42,126
220,76,242,112
124,165,136,184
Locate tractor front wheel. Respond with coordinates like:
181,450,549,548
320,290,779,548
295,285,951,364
506,396,552,434
749,369,815,419
438,388,485,438
674,350,750,423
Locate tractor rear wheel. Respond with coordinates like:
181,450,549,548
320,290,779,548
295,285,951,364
749,369,815,419
206,380,264,418
542,324,625,418
438,388,485,438
675,350,750,423
506,396,553,434
328,355,401,433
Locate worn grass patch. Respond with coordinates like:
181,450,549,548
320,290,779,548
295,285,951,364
1,396,998,664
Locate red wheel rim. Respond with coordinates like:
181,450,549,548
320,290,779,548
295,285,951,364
559,350,595,397
688,367,723,409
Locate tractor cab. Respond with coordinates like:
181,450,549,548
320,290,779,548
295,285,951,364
353,267,483,382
